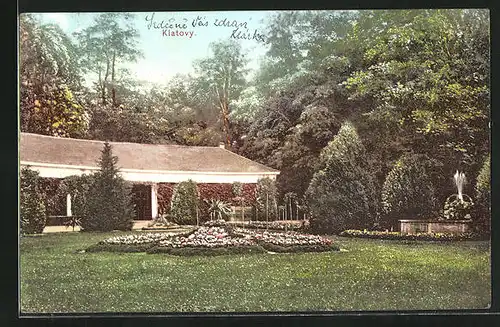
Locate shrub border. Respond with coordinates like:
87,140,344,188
85,243,156,253
258,242,340,253
339,230,484,241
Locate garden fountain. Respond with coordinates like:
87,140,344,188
399,170,473,235
454,170,466,202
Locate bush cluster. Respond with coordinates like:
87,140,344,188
381,153,437,229
20,167,47,234
474,155,491,233
443,195,474,220
86,243,155,253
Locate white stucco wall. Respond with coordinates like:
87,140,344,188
20,161,279,184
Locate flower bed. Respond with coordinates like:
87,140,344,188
87,226,340,255
147,226,265,256
85,231,190,252
233,228,339,252
339,229,481,241
155,227,257,248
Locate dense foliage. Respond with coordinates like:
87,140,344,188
20,167,47,234
381,154,437,228
170,180,199,225
474,155,491,232
20,10,490,234
81,143,135,231
306,122,378,234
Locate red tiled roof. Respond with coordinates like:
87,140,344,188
19,133,279,174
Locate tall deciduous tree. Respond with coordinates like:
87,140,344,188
75,13,143,107
19,14,88,137
343,9,490,201
192,39,249,149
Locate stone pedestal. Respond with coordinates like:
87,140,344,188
399,219,472,235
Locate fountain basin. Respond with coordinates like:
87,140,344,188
399,219,472,235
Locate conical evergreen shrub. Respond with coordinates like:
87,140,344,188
305,122,378,234
81,142,135,231
381,153,437,228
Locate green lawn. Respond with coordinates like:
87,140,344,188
20,231,491,313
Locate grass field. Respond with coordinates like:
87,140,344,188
20,231,491,313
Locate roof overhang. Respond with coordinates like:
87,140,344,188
20,161,280,184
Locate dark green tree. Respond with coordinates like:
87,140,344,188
81,142,135,231
192,39,249,148
20,167,47,234
381,153,437,229
305,122,378,234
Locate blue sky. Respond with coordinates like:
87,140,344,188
35,11,276,88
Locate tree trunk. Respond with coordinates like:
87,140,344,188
98,68,106,105
222,101,231,149
296,202,299,222
241,198,244,221
266,192,269,230
103,59,110,105
111,51,117,107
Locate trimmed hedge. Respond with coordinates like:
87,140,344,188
339,229,481,241
258,242,340,253
146,245,266,256
86,243,156,253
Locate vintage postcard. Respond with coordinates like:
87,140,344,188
18,9,491,314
